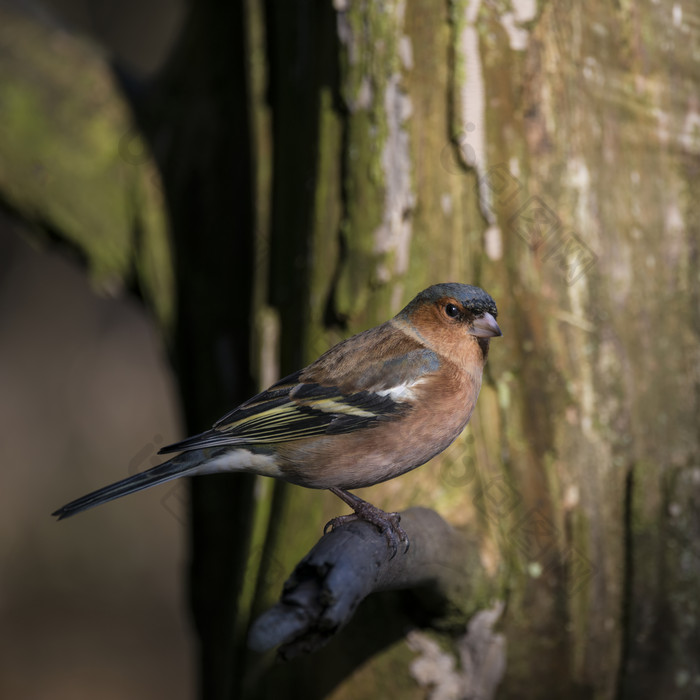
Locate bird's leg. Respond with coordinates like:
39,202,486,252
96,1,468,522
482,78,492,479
325,487,409,557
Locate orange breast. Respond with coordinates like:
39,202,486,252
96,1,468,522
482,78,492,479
275,362,482,490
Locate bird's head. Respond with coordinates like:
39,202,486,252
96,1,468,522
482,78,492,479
397,283,502,365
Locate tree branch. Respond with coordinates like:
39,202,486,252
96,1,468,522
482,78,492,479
249,507,492,659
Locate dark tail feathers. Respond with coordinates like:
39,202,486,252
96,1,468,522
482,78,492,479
52,453,198,520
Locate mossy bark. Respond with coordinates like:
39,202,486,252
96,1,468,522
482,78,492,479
0,5,173,328
244,1,700,697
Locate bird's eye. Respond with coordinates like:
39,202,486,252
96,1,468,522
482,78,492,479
445,303,460,318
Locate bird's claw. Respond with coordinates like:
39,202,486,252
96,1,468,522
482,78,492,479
324,509,410,558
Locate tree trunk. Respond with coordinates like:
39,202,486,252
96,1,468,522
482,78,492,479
238,2,700,698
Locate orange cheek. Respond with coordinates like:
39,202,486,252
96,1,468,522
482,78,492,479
404,304,488,376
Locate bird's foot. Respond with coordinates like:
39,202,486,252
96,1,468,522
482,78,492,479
326,488,409,558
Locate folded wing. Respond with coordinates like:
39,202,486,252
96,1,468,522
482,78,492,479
159,341,440,455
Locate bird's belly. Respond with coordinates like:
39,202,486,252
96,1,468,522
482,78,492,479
276,400,474,490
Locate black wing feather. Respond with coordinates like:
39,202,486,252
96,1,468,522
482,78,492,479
159,345,439,455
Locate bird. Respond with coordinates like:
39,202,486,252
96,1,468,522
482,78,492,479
53,283,501,554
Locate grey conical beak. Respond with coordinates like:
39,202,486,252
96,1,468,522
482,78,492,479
469,312,502,338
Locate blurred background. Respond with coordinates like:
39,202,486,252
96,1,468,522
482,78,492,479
0,1,192,698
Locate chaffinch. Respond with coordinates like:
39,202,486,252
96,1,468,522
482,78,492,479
53,283,501,553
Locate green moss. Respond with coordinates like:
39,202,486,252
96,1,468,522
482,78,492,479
335,1,411,323
449,0,469,103
0,9,174,328
304,87,344,361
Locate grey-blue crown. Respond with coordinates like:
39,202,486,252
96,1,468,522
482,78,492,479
401,283,498,318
